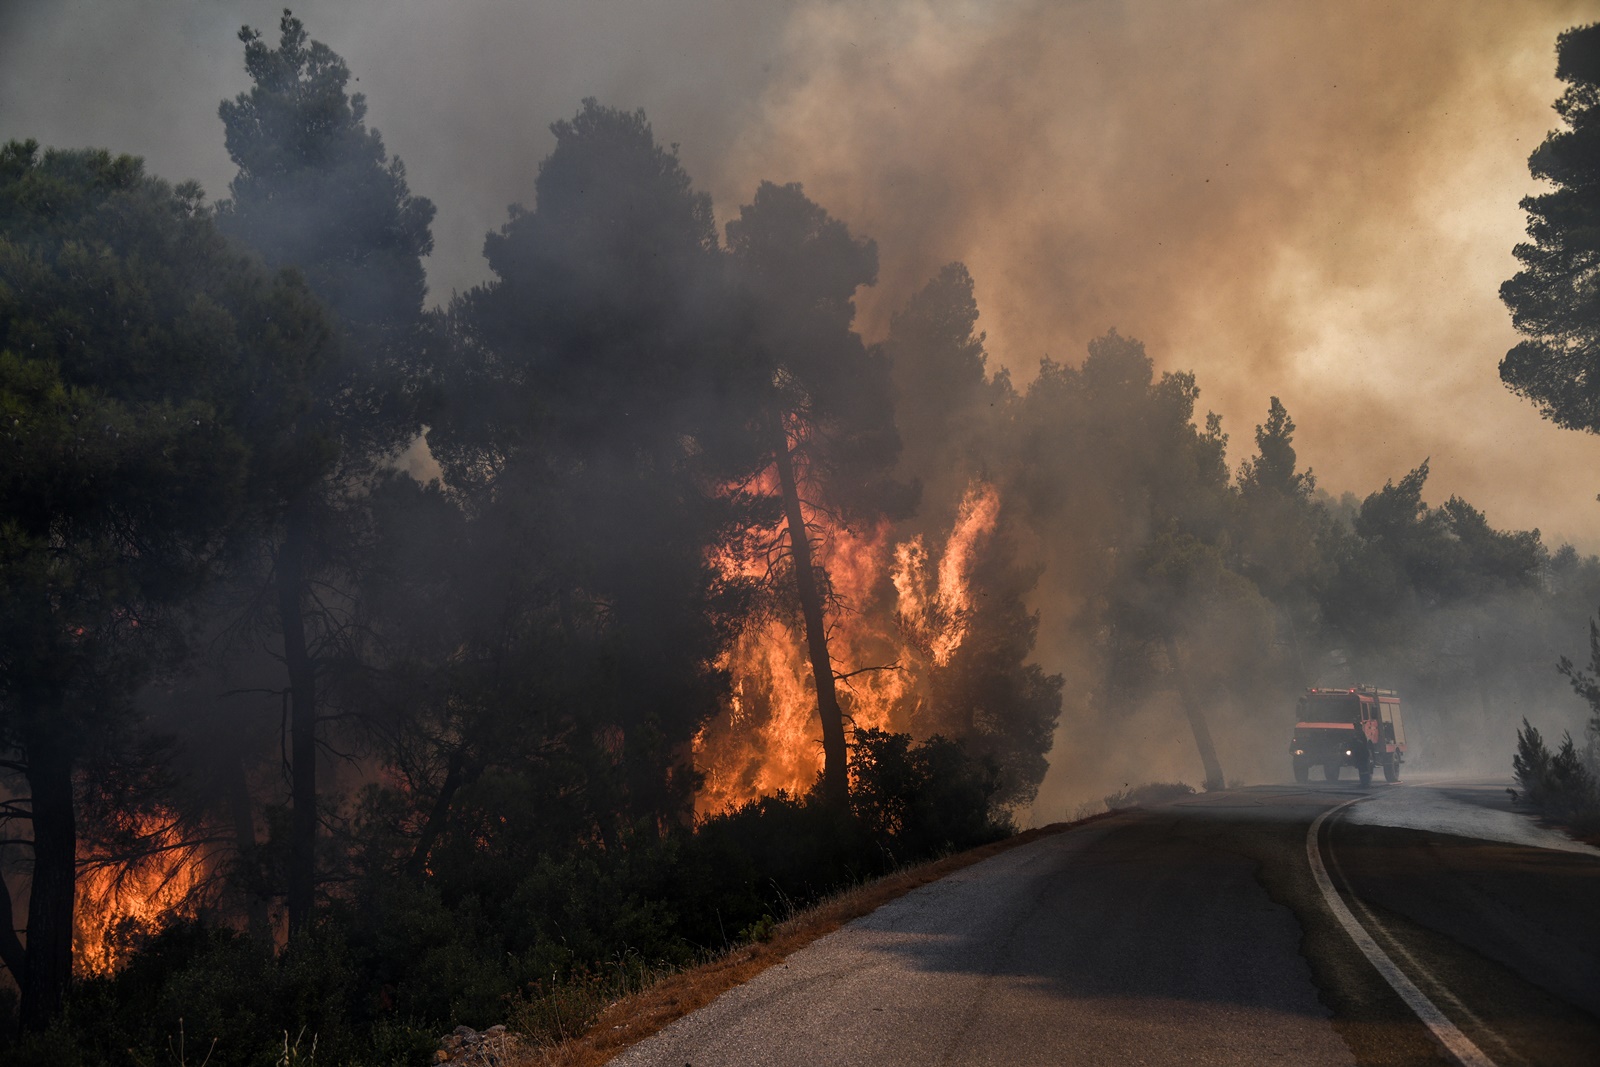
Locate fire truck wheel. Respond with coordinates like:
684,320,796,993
1383,757,1400,783
1323,764,1340,782
1293,762,1309,783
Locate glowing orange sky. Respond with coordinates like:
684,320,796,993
714,0,1600,551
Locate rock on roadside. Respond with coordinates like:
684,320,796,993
434,1024,517,1066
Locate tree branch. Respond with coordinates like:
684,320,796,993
834,663,903,682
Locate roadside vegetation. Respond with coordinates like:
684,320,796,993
1512,608,1600,839
1513,718,1600,838
1102,782,1198,812
12,735,1012,1065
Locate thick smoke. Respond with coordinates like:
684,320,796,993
712,0,1600,552
4,1,1598,546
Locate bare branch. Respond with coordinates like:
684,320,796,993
834,663,903,683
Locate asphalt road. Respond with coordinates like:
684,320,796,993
612,780,1600,1067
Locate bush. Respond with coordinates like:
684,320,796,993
1102,781,1196,811
851,729,1013,862
1513,718,1600,834
22,924,373,1067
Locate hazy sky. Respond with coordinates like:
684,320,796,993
4,0,1598,548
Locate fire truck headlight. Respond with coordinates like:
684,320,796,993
1344,749,1353,757
1294,749,1304,756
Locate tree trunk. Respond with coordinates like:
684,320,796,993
277,504,318,937
773,434,850,808
1281,604,1308,690
1163,633,1226,791
0,846,25,986
405,749,468,879
18,728,75,1032
226,755,271,943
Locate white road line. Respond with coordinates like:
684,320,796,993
1306,795,1498,1067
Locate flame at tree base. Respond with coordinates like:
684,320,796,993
73,812,209,977
694,481,1001,814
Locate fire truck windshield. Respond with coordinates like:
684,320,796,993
1303,693,1360,721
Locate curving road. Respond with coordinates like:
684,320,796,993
612,780,1600,1067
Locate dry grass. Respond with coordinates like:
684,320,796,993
507,816,1110,1067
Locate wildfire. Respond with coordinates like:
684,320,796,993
894,482,1001,666
694,479,1000,813
73,810,209,976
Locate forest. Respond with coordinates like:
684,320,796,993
3,12,1600,1065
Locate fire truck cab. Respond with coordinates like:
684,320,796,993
1291,686,1405,786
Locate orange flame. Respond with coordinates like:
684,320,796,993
695,479,999,813
894,482,1001,666
73,810,209,976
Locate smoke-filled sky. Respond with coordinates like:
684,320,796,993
4,0,1598,548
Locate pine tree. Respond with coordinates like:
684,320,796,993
1501,23,1600,435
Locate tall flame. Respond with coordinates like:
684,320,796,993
695,479,1000,813
895,482,1001,666
73,810,209,976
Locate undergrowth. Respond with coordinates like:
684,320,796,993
0,731,1010,1066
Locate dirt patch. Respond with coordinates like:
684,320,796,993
507,816,1109,1067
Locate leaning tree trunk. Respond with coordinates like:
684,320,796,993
18,726,76,1032
773,434,850,809
277,504,318,938
405,748,470,879
1162,633,1226,792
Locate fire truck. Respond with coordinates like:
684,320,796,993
1290,686,1405,785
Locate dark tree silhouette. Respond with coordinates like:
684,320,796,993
1237,398,1313,500
1501,23,1600,435
1227,398,1332,689
0,142,333,1028
429,101,758,844
218,11,434,337
216,10,436,936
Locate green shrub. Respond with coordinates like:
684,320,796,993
1513,718,1600,834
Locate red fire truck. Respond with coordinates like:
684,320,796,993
1290,686,1405,785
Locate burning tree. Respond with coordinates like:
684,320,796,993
694,260,1063,814
884,264,1060,806
724,181,908,809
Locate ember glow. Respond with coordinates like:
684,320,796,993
73,812,209,976
694,479,1000,813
